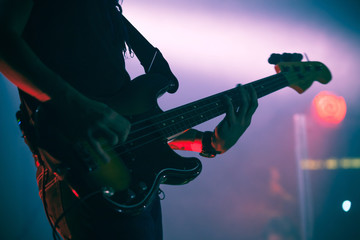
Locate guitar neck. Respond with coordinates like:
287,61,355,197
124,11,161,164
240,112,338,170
157,73,289,138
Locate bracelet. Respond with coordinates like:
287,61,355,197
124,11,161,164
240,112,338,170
199,131,220,158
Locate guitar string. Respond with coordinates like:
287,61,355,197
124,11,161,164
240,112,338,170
103,73,290,155
128,62,324,135
108,61,318,132
130,81,286,144
154,76,288,137
123,73,286,138
107,75,288,154
105,90,284,157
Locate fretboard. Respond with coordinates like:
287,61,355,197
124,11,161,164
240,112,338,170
155,73,289,138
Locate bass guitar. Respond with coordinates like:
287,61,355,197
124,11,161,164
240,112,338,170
34,60,331,214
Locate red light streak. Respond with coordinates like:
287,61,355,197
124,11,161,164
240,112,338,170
71,188,80,198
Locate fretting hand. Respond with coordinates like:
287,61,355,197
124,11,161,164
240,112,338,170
212,84,258,153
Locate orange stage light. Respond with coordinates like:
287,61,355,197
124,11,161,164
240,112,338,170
312,91,347,125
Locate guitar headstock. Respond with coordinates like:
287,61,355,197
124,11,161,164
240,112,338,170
275,61,332,94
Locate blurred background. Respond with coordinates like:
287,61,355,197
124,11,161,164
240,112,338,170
1,0,359,239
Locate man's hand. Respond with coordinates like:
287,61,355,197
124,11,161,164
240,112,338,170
212,85,258,153
49,96,131,163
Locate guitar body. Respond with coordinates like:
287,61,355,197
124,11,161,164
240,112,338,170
34,74,202,214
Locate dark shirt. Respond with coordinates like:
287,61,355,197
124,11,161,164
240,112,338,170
21,0,131,111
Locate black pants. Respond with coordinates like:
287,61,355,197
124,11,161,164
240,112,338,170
36,165,163,240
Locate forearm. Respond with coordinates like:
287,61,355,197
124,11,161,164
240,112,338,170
0,28,86,105
169,128,225,159
168,129,203,152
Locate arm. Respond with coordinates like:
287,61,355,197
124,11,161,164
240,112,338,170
169,85,258,157
0,0,83,103
168,129,203,153
0,0,130,162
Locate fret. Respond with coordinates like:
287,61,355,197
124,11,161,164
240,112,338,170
157,95,226,137
248,74,288,98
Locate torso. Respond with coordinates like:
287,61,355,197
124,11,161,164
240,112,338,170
21,0,131,110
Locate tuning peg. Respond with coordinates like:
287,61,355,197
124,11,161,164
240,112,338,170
268,53,303,65
268,53,281,65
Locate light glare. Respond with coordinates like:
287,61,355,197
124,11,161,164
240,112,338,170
342,200,351,212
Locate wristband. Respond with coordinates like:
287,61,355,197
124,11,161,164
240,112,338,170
199,131,220,158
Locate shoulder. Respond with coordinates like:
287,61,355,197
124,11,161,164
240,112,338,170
0,0,33,35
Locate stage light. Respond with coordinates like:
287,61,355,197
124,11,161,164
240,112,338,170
300,158,360,170
342,200,351,212
312,91,347,125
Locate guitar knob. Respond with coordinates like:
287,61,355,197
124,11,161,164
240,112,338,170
161,175,167,183
127,189,136,200
102,186,115,197
138,182,148,192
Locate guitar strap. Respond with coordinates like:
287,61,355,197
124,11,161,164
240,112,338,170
121,15,179,93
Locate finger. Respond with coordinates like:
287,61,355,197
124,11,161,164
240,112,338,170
235,85,250,118
88,126,117,163
97,123,120,146
107,112,131,143
246,85,258,117
86,134,111,163
224,94,236,125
